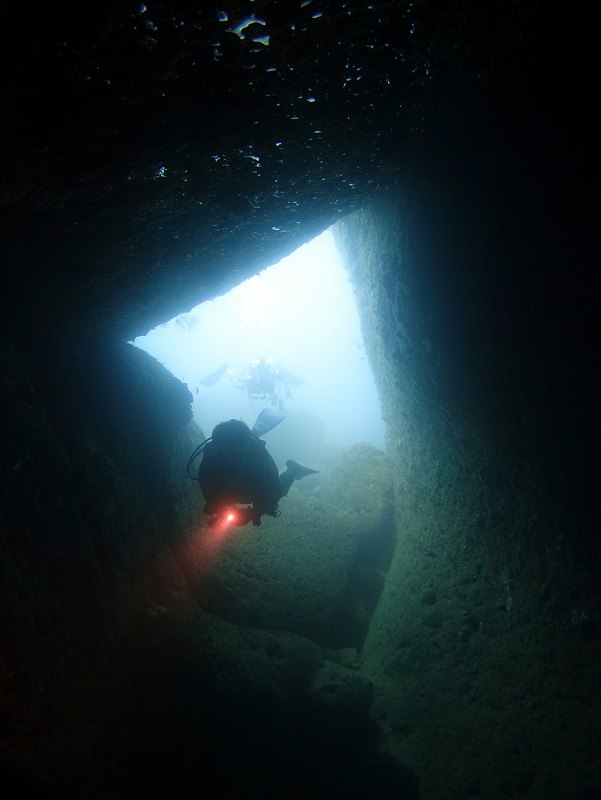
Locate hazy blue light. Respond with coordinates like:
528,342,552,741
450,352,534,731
132,229,385,450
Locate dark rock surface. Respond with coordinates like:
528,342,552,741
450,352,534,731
0,1,568,343
337,193,601,798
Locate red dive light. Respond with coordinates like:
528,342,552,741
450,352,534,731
207,505,251,530
207,507,238,529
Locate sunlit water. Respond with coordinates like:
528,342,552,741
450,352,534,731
132,229,385,457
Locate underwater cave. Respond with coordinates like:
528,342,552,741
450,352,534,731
1,3,599,800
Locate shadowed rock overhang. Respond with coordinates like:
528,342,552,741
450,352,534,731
0,1,569,342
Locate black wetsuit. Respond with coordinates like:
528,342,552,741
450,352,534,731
198,435,282,522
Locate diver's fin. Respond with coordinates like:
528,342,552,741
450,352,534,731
252,408,286,437
198,362,230,387
285,459,319,479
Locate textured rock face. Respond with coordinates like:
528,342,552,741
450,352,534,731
0,340,198,796
336,190,600,798
1,1,575,343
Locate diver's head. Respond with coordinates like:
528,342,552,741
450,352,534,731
211,419,252,464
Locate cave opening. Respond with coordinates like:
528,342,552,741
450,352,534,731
132,227,386,464
126,223,397,655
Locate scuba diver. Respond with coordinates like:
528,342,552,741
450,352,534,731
187,409,318,528
197,358,304,411
238,357,279,404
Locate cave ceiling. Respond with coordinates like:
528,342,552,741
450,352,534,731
1,1,549,342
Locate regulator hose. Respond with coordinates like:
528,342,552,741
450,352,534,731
186,437,211,480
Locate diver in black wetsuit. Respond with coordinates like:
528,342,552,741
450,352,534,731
192,413,318,527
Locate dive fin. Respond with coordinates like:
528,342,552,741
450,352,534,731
285,459,319,479
252,408,286,437
198,362,230,387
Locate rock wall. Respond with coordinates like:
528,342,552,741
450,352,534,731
336,188,600,799
0,339,199,796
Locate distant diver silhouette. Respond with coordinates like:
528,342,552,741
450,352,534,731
197,358,304,411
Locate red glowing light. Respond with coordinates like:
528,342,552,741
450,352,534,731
226,512,235,523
